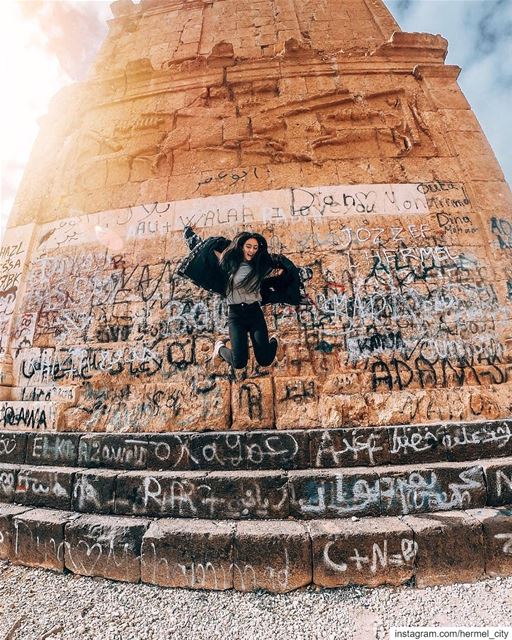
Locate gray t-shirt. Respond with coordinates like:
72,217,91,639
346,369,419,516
226,262,262,304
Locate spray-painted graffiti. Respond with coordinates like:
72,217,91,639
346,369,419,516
0,225,34,353
0,401,52,430
2,179,511,431
322,537,418,575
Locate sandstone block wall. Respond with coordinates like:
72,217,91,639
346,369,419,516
2,0,512,433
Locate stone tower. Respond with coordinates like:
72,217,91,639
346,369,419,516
0,0,511,591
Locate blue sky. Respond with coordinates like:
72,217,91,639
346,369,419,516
1,0,510,240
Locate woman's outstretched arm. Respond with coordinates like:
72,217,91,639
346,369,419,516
184,226,225,262
183,226,202,251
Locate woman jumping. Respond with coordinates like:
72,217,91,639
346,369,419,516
178,226,307,369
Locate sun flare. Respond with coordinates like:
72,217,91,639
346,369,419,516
0,0,73,235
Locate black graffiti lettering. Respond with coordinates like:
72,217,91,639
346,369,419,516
282,380,316,402
355,330,404,355
371,361,393,392
392,358,413,390
417,181,458,195
415,356,437,388
239,382,263,420
166,338,195,370
96,324,132,343
370,353,508,392
2,406,48,430
491,217,512,249
0,242,24,259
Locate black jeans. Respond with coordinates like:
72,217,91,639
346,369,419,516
220,302,277,369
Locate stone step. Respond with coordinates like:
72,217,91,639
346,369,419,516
0,418,511,472
0,458,510,520
0,503,510,592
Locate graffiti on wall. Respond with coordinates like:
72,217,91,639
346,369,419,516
0,224,35,354
2,181,512,430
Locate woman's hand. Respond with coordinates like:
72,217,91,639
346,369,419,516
268,268,284,277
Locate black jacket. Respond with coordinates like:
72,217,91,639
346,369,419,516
177,234,304,305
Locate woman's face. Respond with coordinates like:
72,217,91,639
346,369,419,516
242,238,259,262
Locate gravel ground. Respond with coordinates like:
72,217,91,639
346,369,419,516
0,562,510,640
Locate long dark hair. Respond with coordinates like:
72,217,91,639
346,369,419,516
220,232,272,293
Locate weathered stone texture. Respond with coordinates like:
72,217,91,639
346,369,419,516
289,469,381,519
309,427,390,468
386,424,448,465
233,521,311,592
0,401,56,431
0,423,511,474
1,503,512,590
65,514,149,582
141,519,234,590
443,421,512,461
0,432,27,464
378,463,487,516
481,460,512,507
404,512,485,587
146,434,190,470
26,433,80,466
468,507,512,577
187,430,309,471
114,470,288,519
231,378,274,430
72,468,119,514
2,0,512,436
78,434,148,470
384,421,512,466
114,470,208,517
12,508,78,571
14,466,75,510
201,471,289,519
0,504,32,560
310,517,416,588
0,463,18,502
